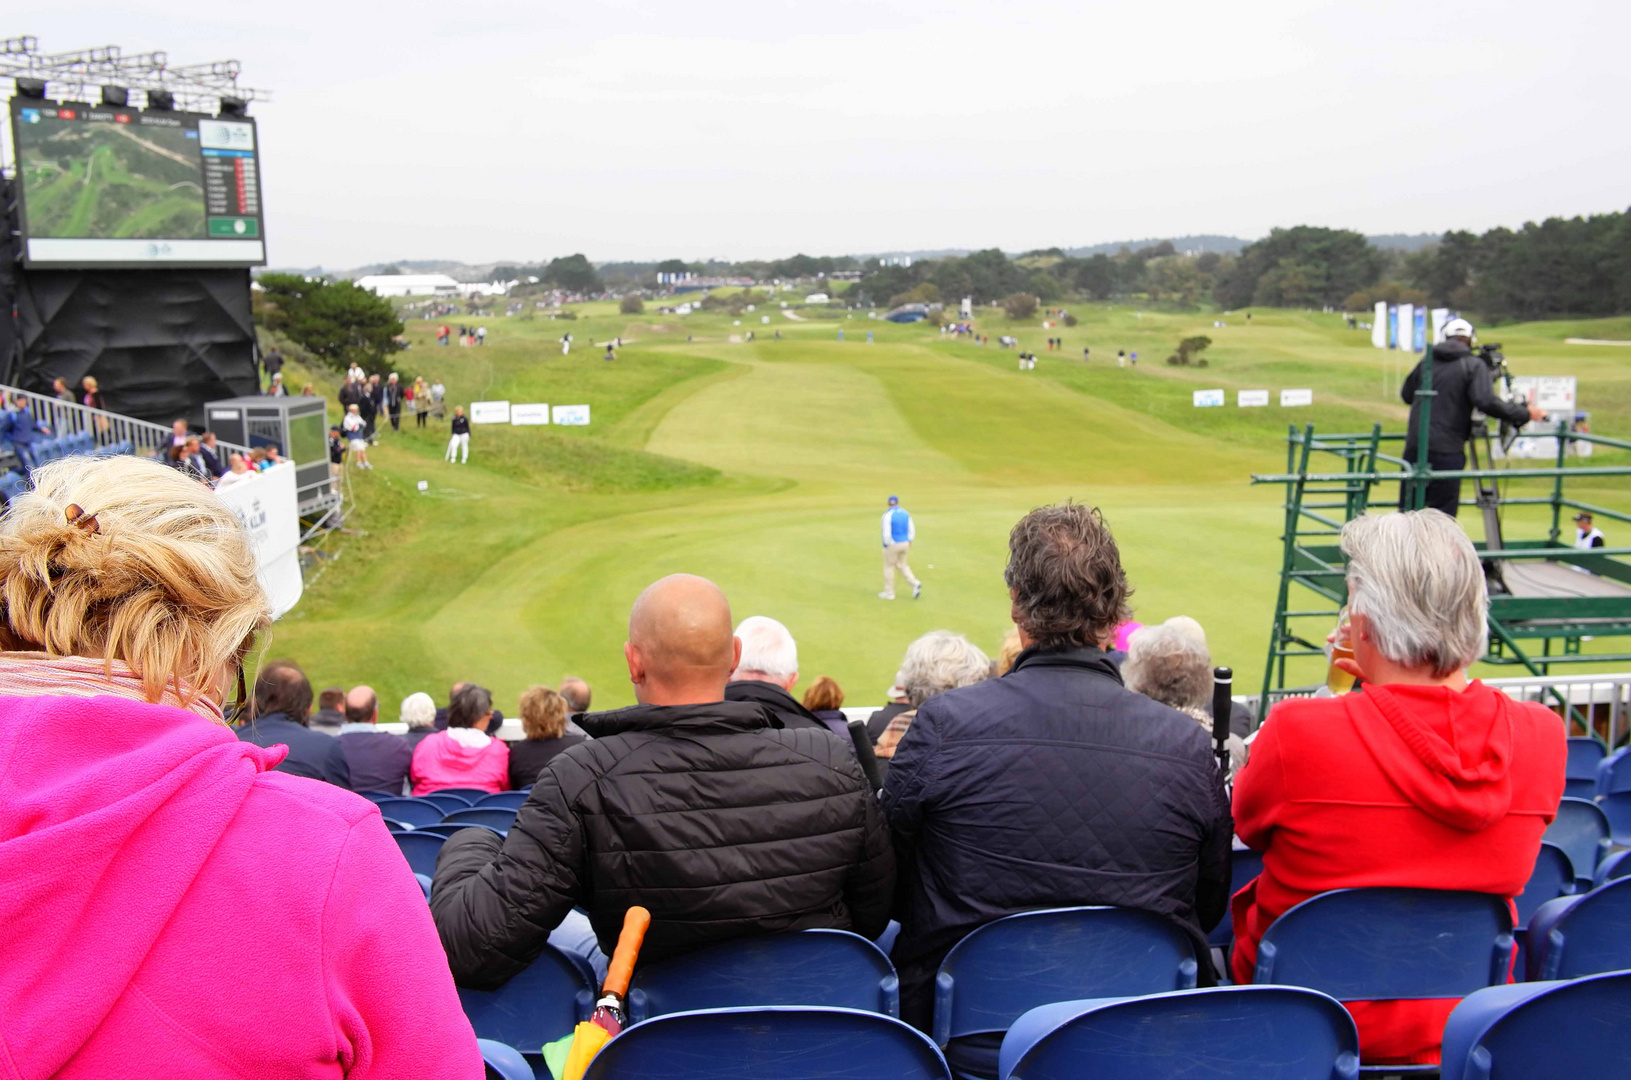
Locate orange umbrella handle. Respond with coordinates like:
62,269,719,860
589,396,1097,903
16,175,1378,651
602,906,651,998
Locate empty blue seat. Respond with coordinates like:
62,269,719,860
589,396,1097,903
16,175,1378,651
420,792,476,816
629,929,899,1023
390,830,446,877
1596,746,1631,797
1596,793,1631,847
933,906,1199,1076
1544,798,1611,889
413,822,505,839
379,818,411,832
1566,737,1606,800
998,985,1360,1080
459,945,596,1066
415,873,432,900
70,431,94,454
1593,847,1631,889
441,808,518,834
477,791,530,811
1209,846,1264,949
356,790,401,803
1440,970,1631,1080
478,1038,535,1080
1526,875,1631,981
432,787,492,803
373,797,444,828
580,1007,951,1080
0,469,28,503
1515,843,1576,927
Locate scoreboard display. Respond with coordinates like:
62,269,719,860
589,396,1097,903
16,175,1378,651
10,96,266,268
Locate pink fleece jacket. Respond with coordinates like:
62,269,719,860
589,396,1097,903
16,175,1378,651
0,692,483,1079
410,730,510,796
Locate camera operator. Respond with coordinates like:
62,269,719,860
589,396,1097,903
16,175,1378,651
1400,318,1545,517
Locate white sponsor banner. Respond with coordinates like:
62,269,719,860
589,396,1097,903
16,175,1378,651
1193,389,1225,408
198,119,256,151
1281,388,1314,407
27,238,265,264
1372,301,1388,348
1500,376,1582,459
215,462,302,619
1396,304,1414,351
552,404,591,426
470,400,511,424
1511,375,1576,412
1238,389,1270,407
510,403,550,425
1431,307,1451,344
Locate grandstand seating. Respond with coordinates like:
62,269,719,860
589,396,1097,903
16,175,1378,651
1593,847,1631,888
1440,970,1631,1079
421,792,477,815
441,807,518,834
415,873,432,900
1543,798,1612,889
579,1007,952,1080
478,1038,536,1080
374,797,444,829
1526,876,1631,981
996,986,1360,1080
627,929,899,1022
1208,846,1264,949
478,791,531,811
931,906,1200,1055
380,817,411,832
1566,737,1606,799
434,787,495,802
357,790,399,803
1515,843,1577,926
414,822,505,839
0,469,28,504
390,830,447,877
459,945,596,1070
1594,748,1631,844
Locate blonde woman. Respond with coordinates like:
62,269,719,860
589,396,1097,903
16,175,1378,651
507,685,587,789
0,455,480,1078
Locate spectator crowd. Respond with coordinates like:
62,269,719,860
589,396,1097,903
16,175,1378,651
0,453,1571,1078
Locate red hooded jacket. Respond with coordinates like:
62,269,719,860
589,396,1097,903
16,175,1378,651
1230,681,1565,1065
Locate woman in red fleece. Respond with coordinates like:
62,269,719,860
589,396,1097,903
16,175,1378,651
1231,510,1566,1067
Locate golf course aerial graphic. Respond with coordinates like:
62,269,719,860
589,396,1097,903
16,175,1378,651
17,114,206,239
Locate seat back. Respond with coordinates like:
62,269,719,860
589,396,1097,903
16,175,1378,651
373,797,444,828
390,830,447,877
442,807,518,834
1595,792,1631,847
1440,970,1631,1080
1253,888,1512,1000
629,930,899,1023
1544,798,1611,885
580,1007,950,1080
1515,843,1576,927
1527,876,1631,981
434,787,493,802
459,945,596,1055
477,791,530,811
933,906,1199,1048
420,792,476,815
1597,746,1631,797
1209,847,1264,948
414,822,504,839
356,790,401,803
1593,848,1631,889
477,1039,535,1080
997,986,1360,1080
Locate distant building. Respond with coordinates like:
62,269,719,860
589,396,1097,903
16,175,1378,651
354,273,460,297
805,292,830,304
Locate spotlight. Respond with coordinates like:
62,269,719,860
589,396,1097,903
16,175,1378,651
218,95,248,117
146,88,175,111
15,77,47,99
101,84,128,107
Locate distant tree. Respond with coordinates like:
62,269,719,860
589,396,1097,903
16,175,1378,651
1146,257,1203,304
1028,272,1065,301
1216,226,1385,309
543,254,603,294
887,282,941,307
620,295,645,314
1166,335,1212,366
1002,293,1039,320
655,258,692,276
1072,254,1116,299
255,274,404,374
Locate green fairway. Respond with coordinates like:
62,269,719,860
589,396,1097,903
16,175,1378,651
267,300,1631,720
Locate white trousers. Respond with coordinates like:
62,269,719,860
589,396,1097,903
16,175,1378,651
446,432,469,463
883,541,919,594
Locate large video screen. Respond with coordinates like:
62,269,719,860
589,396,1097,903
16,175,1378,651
10,97,265,268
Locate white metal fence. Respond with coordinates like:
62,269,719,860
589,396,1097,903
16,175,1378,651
0,382,250,463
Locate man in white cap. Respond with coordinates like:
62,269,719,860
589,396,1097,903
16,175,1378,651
879,495,921,600
1400,317,1545,517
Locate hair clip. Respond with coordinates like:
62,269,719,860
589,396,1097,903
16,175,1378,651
65,504,100,535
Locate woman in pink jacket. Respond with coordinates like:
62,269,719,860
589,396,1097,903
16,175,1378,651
0,456,481,1079
411,684,510,795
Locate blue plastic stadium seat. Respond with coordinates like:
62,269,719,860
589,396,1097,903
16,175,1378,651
1596,746,1631,797
459,945,596,1066
1544,797,1612,889
390,830,446,877
580,1007,951,1080
373,797,444,828
628,929,899,1023
356,790,401,803
1565,738,1605,800
420,792,477,816
1592,847,1631,889
478,1038,536,1080
933,906,1199,1076
0,469,28,504
1440,970,1631,1080
997,986,1360,1080
379,818,411,832
1526,875,1631,981
1596,793,1631,848
71,432,94,454
413,822,506,839
477,791,531,811
441,807,519,834
1209,846,1264,949
1515,843,1577,927
415,873,432,900
431,787,492,803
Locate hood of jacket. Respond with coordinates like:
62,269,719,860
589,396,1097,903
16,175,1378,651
0,692,284,1074
1432,339,1473,364
418,726,503,767
1345,680,1518,831
724,679,827,729
577,699,776,739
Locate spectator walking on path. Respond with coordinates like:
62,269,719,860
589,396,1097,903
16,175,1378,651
430,378,446,420
882,504,1231,1070
724,615,829,731
338,685,413,795
384,374,405,433
879,495,921,600
342,404,371,470
446,406,470,464
431,573,894,986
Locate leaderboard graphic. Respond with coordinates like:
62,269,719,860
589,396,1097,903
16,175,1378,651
10,96,266,267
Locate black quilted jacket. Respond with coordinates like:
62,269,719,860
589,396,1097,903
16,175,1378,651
881,645,1232,1026
431,699,895,989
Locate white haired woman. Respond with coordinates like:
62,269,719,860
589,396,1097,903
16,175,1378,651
1123,617,1246,778
875,630,991,761
1230,510,1566,1068
0,455,481,1078
400,689,439,750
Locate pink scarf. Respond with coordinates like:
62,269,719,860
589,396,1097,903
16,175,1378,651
0,652,224,724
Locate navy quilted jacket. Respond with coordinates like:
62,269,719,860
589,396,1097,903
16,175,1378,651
881,645,1232,1024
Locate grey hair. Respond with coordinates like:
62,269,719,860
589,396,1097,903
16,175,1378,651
1341,510,1488,678
732,615,798,681
1122,621,1212,712
899,630,991,706
448,683,494,728
400,691,436,728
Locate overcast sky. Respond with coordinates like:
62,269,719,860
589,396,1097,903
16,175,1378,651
13,1,1628,268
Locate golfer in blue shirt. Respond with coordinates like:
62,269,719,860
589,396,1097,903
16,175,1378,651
880,495,921,600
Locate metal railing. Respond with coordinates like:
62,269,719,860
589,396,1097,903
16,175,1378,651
0,383,250,462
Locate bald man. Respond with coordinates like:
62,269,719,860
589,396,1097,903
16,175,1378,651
337,684,413,794
433,574,895,987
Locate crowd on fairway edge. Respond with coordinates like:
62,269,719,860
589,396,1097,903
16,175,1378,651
0,452,1571,1078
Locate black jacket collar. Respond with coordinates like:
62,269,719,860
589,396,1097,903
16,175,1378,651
1008,644,1125,685
723,679,825,729
577,699,776,738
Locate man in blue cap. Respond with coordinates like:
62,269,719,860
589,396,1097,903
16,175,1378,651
880,495,921,600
